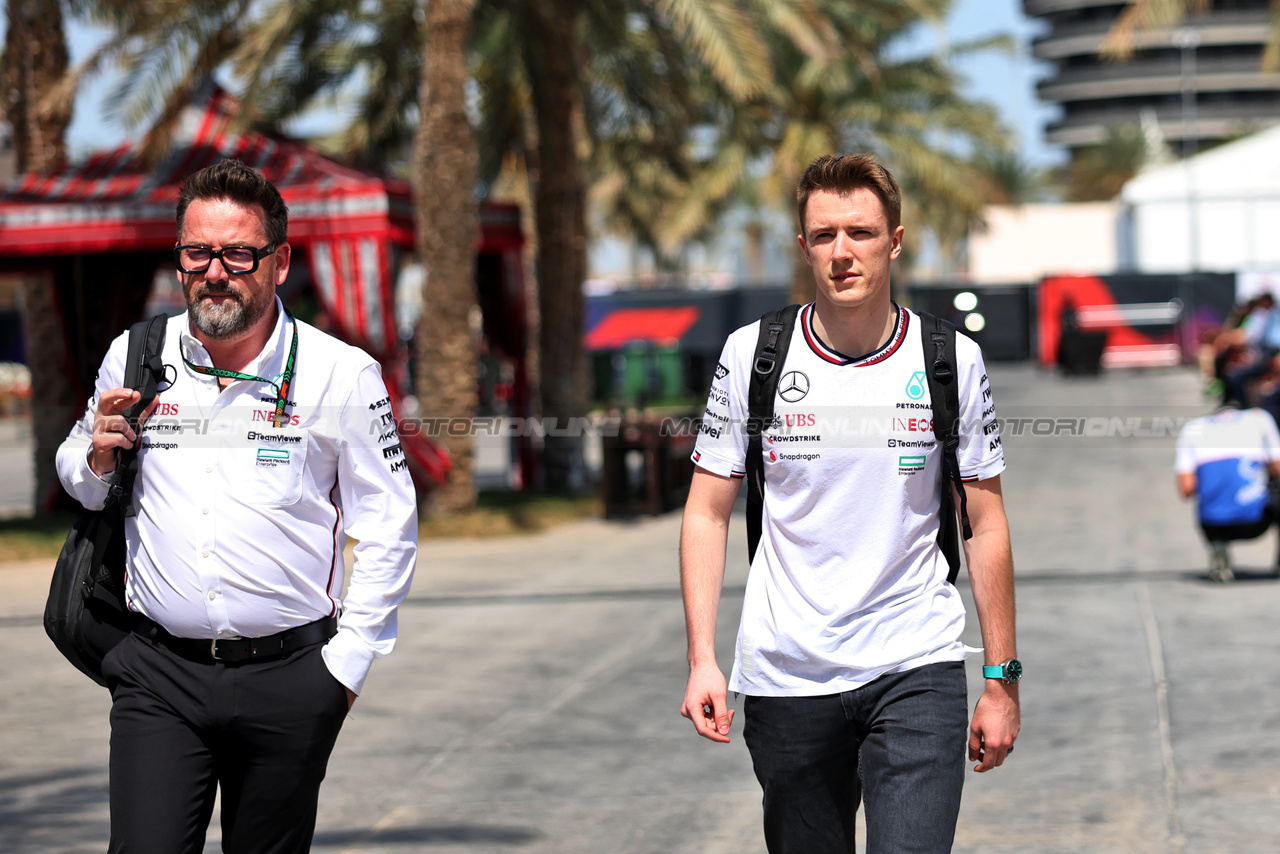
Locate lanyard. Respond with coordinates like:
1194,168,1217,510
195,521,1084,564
182,309,298,428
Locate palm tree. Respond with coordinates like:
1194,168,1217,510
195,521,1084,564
76,0,781,495
4,0,79,512
49,0,254,165
588,0,1013,304
413,0,480,513
1060,123,1150,202
972,150,1048,206
1103,0,1280,71
470,0,781,492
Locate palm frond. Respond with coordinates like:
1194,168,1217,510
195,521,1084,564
655,0,773,99
1100,0,1210,61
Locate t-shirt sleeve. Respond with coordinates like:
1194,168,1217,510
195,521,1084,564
690,325,754,478
955,333,1005,482
1257,409,1280,463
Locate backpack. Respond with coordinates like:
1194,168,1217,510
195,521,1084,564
744,306,973,583
44,314,168,686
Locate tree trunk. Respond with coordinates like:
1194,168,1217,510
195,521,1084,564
3,0,71,172
525,0,588,493
19,271,78,512
413,0,480,514
5,1,73,512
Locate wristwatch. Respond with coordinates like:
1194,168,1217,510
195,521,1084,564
982,659,1022,684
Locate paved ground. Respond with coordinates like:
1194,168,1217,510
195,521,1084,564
0,417,34,518
2,363,1279,853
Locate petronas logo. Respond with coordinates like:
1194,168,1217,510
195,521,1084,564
905,372,927,400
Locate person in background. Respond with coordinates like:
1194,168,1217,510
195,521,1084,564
1221,293,1280,407
1176,404,1280,582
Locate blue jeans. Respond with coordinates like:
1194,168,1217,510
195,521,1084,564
742,661,969,854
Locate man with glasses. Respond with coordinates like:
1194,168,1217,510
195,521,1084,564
57,158,418,853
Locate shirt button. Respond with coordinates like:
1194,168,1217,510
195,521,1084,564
207,590,217,601
202,507,210,515
201,549,210,558
206,465,213,473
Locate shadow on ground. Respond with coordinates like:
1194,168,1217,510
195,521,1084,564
0,766,109,851
313,824,540,846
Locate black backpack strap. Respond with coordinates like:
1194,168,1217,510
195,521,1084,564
111,314,169,518
746,304,801,565
919,310,972,584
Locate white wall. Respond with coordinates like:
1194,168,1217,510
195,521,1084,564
1130,195,1280,273
967,202,1120,283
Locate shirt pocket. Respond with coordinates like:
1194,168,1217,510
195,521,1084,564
233,431,310,506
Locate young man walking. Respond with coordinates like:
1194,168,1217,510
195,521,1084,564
680,154,1019,853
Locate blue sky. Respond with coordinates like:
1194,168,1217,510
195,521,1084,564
53,0,1064,168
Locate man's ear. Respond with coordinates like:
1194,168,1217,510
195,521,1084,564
274,242,292,285
889,226,904,260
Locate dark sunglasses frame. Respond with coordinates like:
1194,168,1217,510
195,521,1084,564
174,243,277,275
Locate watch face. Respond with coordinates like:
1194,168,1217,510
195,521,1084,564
1006,659,1023,683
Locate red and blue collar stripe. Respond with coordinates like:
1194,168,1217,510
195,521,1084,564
800,303,909,367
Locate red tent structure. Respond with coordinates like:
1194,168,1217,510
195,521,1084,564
0,85,531,502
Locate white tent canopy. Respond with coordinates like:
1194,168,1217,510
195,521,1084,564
1122,125,1280,274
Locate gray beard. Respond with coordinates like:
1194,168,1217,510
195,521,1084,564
188,285,270,340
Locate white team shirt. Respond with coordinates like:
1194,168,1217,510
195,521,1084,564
1174,407,1280,474
693,303,1004,696
1175,407,1280,525
56,298,418,694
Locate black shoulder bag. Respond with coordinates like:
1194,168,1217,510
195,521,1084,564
44,314,168,687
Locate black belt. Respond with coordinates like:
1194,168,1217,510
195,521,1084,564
132,614,338,664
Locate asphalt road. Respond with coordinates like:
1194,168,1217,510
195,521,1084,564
2,363,1279,853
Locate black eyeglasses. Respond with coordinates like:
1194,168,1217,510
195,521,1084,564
174,243,277,275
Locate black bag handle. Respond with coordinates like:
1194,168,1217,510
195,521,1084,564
110,314,169,518
918,310,972,584
745,304,800,564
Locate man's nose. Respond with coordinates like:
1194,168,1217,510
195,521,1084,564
831,232,854,260
205,255,231,281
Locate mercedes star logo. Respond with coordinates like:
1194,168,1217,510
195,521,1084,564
778,370,810,402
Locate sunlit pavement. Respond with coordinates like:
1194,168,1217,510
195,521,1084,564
2,363,1278,853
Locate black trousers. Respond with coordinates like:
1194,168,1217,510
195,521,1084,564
101,631,349,854
742,662,969,854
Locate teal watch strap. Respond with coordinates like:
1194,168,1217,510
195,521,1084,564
983,659,1022,683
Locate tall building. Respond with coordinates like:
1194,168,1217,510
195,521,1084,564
1026,0,1280,156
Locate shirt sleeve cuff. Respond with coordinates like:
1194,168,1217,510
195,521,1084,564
960,457,1006,483
66,449,113,511
321,627,378,695
690,447,745,479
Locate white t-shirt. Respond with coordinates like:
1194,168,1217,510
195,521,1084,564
693,303,1005,696
1175,407,1280,526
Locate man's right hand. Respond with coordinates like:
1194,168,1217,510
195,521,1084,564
681,662,735,743
90,388,159,477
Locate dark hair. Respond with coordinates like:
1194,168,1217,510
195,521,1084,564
796,154,902,237
176,159,288,245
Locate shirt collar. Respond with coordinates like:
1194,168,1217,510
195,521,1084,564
179,295,289,378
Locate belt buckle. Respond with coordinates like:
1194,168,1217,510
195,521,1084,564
210,636,242,661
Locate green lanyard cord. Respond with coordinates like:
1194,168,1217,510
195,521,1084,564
182,309,299,428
